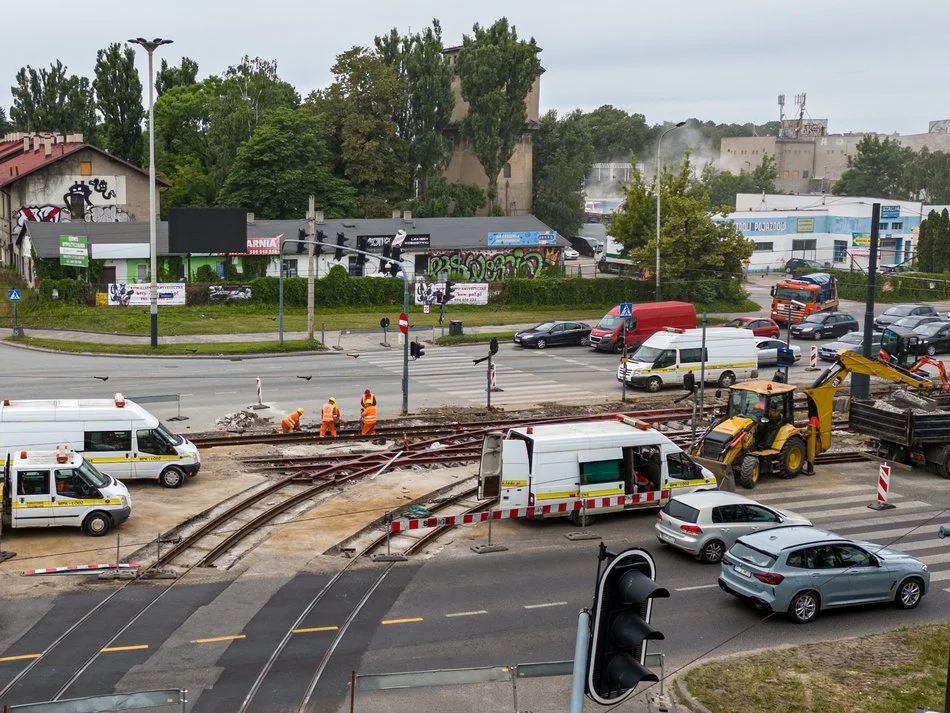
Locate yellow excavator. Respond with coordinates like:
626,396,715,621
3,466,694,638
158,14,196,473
691,328,943,489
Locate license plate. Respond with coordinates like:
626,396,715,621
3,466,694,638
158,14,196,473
659,531,675,543
734,565,752,578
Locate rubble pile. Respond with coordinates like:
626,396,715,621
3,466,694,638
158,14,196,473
216,410,271,433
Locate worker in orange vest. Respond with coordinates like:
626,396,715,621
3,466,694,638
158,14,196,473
361,402,377,436
281,407,304,433
320,397,342,437
360,389,377,410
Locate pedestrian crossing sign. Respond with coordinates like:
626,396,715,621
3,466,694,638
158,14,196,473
619,302,633,318
8,289,20,301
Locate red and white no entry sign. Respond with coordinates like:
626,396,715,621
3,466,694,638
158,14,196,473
398,312,409,334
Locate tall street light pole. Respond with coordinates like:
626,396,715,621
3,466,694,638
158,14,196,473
655,121,686,302
129,37,173,348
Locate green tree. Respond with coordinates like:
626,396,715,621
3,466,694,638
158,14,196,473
532,110,594,237
578,105,651,162
917,210,937,272
404,177,484,217
905,148,950,204
0,106,9,134
690,120,783,151
217,107,356,220
456,18,540,210
156,56,199,96
936,209,950,274
700,154,778,210
10,61,97,138
93,43,144,164
832,135,914,198
610,156,753,302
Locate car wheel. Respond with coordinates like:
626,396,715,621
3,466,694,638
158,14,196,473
927,344,937,356
645,376,663,393
82,511,112,537
778,436,807,479
613,340,624,354
568,509,594,527
895,577,925,609
813,331,822,340
535,338,547,349
159,466,186,489
580,336,590,346
699,539,726,564
718,371,736,387
738,456,759,489
788,591,820,623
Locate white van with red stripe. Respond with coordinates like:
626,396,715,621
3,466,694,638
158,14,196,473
478,416,717,526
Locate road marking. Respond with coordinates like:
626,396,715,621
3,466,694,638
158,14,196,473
927,570,950,582
524,602,568,609
192,634,246,644
0,653,42,663
675,584,720,592
215,391,237,395
101,644,149,653
445,610,488,618
381,617,424,625
293,626,339,634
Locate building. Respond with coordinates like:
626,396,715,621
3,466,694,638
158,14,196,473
720,120,950,195
721,193,928,273
441,46,542,216
0,132,168,283
24,213,569,287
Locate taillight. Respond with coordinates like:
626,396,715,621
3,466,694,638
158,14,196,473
680,524,702,534
656,512,663,522
753,572,784,586
528,492,535,506
720,555,732,566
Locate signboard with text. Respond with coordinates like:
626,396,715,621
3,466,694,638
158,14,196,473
881,205,901,219
59,234,88,267
357,234,431,250
414,282,489,305
108,283,186,306
486,231,557,247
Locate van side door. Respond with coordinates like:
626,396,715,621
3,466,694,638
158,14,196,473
12,469,51,528
51,467,97,528
83,429,134,480
134,428,176,479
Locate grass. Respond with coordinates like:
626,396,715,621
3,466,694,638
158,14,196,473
6,336,325,356
681,622,950,713
435,331,515,346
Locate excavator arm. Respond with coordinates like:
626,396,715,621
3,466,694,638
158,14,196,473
909,355,950,390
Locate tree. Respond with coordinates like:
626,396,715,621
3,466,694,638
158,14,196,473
156,56,199,96
532,110,594,237
456,18,540,210
905,148,950,204
0,106,9,134
610,156,753,302
404,177,484,217
217,107,356,220
10,61,97,138
832,136,914,198
578,105,651,162
700,155,777,210
93,43,144,164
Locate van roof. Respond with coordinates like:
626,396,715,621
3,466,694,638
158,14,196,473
5,449,84,468
0,398,152,423
640,327,756,347
509,419,675,446
608,301,693,315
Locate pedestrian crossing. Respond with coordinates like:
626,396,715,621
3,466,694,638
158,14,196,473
751,482,950,590
359,348,600,406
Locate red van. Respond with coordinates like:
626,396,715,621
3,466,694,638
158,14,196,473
588,301,696,353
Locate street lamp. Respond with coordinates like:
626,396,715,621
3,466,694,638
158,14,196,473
655,121,686,302
129,37,173,348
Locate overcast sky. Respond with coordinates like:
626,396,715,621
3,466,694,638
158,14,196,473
1,0,946,137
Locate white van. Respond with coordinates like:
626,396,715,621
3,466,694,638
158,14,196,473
2,446,132,536
478,416,718,526
0,394,201,488
617,327,758,393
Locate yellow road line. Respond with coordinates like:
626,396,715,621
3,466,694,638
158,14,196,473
381,617,424,625
101,644,149,653
192,634,246,644
292,626,339,634
0,653,42,663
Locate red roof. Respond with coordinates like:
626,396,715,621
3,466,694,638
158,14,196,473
0,140,170,188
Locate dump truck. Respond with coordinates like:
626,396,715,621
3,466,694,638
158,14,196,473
770,272,839,325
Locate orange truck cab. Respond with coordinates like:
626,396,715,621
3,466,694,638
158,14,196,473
588,301,697,353
770,272,839,325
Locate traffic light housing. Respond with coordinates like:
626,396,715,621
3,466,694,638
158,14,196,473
586,547,668,706
489,337,498,356
297,228,306,254
314,230,326,257
410,340,425,359
443,281,457,304
356,237,368,267
334,232,349,261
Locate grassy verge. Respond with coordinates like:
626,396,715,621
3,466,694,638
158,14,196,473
435,331,516,346
682,622,950,713
6,336,325,356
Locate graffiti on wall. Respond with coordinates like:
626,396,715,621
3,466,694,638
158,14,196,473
427,248,560,281
15,202,130,231
14,175,131,234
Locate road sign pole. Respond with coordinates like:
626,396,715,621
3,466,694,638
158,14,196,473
621,322,627,402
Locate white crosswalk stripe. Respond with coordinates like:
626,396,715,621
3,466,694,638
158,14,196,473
358,349,600,405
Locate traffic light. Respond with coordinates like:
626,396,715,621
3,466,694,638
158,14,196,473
489,337,498,356
315,230,326,257
443,281,457,304
388,260,401,277
356,237,368,267
334,232,349,261
297,228,306,254
382,239,392,259
587,546,668,706
410,340,425,359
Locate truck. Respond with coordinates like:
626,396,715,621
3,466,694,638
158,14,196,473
770,272,839,325
597,235,638,275
2,445,132,536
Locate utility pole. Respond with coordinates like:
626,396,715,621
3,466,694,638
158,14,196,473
306,195,316,341
853,203,881,400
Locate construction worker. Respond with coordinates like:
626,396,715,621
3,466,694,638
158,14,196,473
281,407,304,433
360,389,377,411
361,401,377,436
321,397,341,437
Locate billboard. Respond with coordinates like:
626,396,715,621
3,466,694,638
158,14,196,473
486,231,557,247
59,235,88,267
108,283,186,306
414,282,489,305
168,208,247,254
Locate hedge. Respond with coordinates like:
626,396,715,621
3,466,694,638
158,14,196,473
814,269,950,303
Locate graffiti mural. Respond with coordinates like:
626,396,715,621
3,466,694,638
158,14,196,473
15,202,130,230
15,205,64,230
427,248,560,281
14,175,131,234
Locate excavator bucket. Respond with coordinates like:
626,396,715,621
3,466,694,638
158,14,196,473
691,456,736,492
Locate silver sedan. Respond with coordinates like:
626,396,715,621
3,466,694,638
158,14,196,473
756,339,802,366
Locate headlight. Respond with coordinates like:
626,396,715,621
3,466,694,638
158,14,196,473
799,326,814,332
119,495,129,507
922,564,928,571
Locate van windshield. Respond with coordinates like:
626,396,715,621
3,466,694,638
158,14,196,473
596,315,624,330
631,346,663,363
156,423,183,446
77,460,111,488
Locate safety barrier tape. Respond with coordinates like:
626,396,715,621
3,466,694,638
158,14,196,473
23,563,140,576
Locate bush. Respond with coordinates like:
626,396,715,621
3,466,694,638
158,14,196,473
194,265,217,283
36,278,91,305
831,269,950,303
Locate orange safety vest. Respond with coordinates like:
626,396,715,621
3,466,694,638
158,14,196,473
362,405,377,425
281,412,300,431
322,402,335,421
361,392,376,408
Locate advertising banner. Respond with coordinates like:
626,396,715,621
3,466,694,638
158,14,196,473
246,237,281,255
108,283,186,306
486,231,557,247
59,235,88,267
209,285,252,301
414,282,489,305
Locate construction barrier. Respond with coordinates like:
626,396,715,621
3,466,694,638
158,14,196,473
250,376,268,410
868,463,896,510
23,563,139,576
807,345,819,371
490,363,502,392
388,491,668,533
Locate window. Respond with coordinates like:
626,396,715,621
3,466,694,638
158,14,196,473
503,163,512,179
783,170,790,179
216,261,226,278
804,545,839,569
654,349,676,368
834,544,875,568
891,221,903,230
84,430,132,452
792,170,799,179
18,470,50,496
679,347,706,363
743,505,780,523
753,242,773,252
281,259,297,278
580,459,620,484
665,452,696,481
879,223,888,230
792,239,817,252
65,193,85,220
137,263,148,281
80,161,92,176
803,170,809,179
833,239,848,262
712,504,745,523
137,428,173,455
54,469,83,497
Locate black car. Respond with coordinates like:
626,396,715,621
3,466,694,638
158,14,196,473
569,236,604,257
784,258,823,274
789,311,859,340
913,321,950,356
873,304,939,331
513,320,593,349
892,315,942,331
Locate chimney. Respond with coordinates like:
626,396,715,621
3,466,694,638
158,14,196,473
22,136,30,151
392,209,401,219
44,139,52,157
402,211,413,222
65,133,83,143
246,212,255,223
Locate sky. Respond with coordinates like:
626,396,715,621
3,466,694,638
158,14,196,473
1,0,947,137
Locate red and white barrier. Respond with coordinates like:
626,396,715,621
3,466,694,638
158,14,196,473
490,363,502,392
807,345,819,371
868,463,896,510
389,491,669,533
23,563,139,576
256,376,263,405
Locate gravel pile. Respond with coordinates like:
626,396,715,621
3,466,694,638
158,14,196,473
216,410,270,433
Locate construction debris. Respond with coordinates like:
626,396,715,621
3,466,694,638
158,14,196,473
216,410,270,433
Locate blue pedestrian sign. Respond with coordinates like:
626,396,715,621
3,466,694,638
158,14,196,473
619,303,633,318
7,289,20,301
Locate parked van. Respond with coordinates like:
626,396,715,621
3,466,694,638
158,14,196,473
0,394,201,488
588,301,696,353
617,327,758,392
2,445,131,536
478,416,718,526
